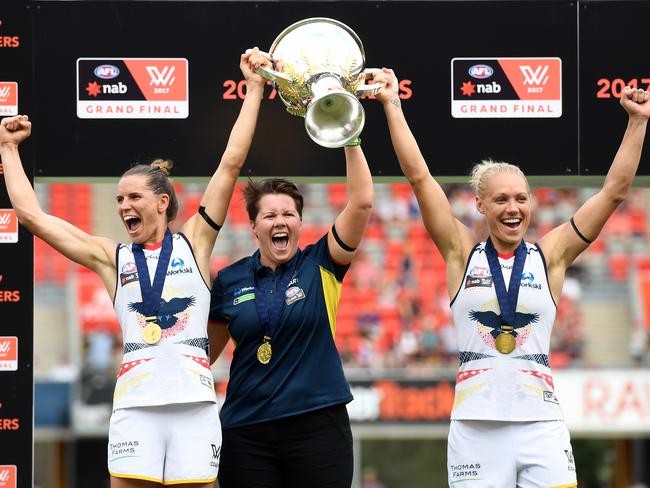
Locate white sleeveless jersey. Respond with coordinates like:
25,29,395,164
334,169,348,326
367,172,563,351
113,233,216,409
450,241,563,421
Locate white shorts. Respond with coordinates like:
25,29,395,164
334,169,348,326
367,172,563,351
108,402,221,485
447,420,577,488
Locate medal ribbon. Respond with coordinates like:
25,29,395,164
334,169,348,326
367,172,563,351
132,228,174,323
252,252,299,344
484,237,527,338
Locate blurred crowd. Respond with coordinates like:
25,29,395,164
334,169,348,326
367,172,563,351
32,182,650,383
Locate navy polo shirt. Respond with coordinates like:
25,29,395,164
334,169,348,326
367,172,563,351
209,234,353,429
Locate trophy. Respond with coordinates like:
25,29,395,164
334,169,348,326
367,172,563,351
254,18,382,148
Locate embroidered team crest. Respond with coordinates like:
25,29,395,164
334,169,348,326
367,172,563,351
285,286,305,305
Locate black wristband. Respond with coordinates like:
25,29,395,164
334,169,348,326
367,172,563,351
199,205,222,232
570,217,592,244
331,224,356,252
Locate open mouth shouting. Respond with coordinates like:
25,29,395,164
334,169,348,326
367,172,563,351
124,215,142,235
272,231,289,251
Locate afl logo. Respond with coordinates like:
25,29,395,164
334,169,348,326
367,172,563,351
122,262,137,274
468,64,494,79
94,64,120,79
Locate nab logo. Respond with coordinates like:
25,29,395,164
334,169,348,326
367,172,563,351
0,465,17,488
146,66,176,86
520,65,550,86
468,64,493,79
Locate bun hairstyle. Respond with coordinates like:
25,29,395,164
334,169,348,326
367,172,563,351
150,158,173,177
469,158,529,198
121,159,179,222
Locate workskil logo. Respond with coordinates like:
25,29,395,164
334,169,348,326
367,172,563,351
77,58,188,119
0,337,18,371
0,209,18,243
0,82,17,116
451,57,562,118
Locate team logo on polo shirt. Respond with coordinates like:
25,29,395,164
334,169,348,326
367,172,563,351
285,286,305,305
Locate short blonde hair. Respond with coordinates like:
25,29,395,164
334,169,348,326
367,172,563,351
469,159,528,198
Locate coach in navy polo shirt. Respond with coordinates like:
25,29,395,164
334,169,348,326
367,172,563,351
209,144,373,488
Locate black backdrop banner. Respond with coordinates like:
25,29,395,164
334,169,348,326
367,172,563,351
579,1,650,176
30,0,586,178
0,1,33,487
3,1,648,178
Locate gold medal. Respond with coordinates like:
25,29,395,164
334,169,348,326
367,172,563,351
257,341,272,364
142,322,162,345
495,326,516,354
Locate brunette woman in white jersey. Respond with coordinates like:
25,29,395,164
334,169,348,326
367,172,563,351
373,67,650,487
0,49,270,487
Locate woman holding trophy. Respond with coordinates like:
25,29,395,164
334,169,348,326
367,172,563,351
0,48,270,487
372,67,650,487
207,20,376,488
208,167,372,487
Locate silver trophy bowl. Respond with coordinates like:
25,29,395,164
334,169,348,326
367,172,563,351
256,18,381,148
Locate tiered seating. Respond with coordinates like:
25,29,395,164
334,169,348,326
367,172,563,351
35,184,93,283
35,181,650,371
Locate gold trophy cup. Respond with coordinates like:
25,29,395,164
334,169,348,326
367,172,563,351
253,18,382,148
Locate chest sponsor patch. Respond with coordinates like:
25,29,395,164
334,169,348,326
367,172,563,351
464,275,493,289
233,292,255,305
285,286,306,305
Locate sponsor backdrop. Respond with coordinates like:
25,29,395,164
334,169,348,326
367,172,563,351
0,1,33,488
31,0,582,177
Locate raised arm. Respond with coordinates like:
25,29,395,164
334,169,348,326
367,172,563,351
540,87,650,293
327,144,374,264
373,69,475,293
182,48,268,276
0,115,116,290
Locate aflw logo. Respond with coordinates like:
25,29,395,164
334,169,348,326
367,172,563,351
146,66,176,86
0,213,11,225
520,65,549,86
0,86,11,99
0,341,11,354
0,465,16,484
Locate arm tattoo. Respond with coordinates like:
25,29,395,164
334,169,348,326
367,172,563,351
389,97,401,108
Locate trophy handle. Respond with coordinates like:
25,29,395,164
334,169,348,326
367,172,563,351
355,68,384,97
245,48,294,88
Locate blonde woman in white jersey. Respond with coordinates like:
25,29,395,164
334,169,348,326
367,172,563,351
0,49,270,487
373,67,650,487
